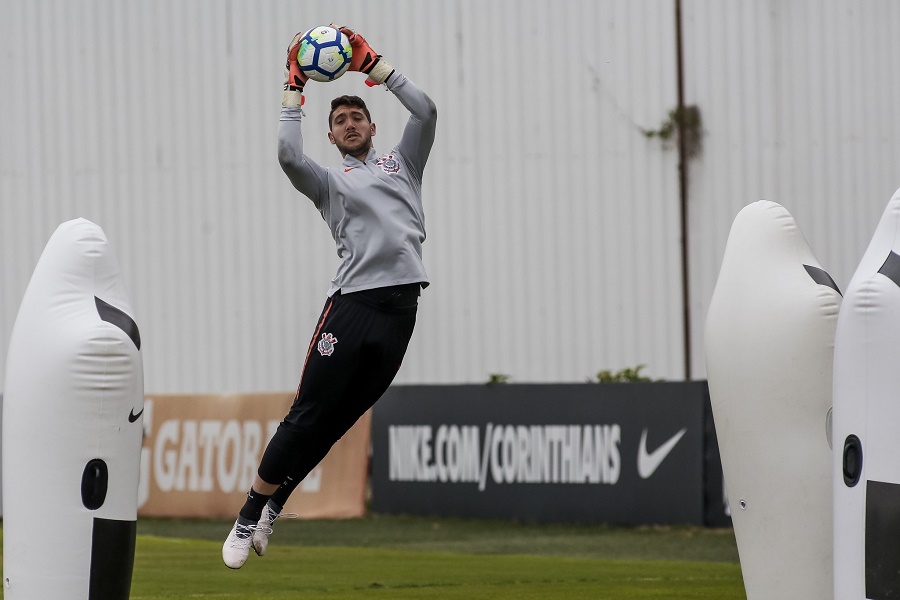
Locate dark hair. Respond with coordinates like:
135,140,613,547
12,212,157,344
328,95,372,130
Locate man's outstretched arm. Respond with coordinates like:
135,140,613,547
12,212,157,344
388,73,437,181
277,30,329,210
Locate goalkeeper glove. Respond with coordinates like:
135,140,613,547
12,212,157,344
334,25,395,87
283,31,308,108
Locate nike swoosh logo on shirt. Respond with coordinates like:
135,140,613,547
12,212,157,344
637,428,687,479
344,167,358,172
128,408,144,423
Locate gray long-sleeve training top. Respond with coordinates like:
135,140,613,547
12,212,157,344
277,71,438,297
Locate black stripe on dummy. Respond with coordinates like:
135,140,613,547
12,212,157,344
877,251,900,289
803,264,841,295
95,296,141,350
89,518,137,600
865,480,900,599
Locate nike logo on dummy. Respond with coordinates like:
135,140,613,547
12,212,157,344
637,428,687,479
128,408,144,423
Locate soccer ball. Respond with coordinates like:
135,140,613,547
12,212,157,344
298,26,352,82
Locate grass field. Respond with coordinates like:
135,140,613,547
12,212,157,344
3,516,748,599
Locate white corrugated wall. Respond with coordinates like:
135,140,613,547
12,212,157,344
682,0,900,377
0,0,683,392
2,1,898,392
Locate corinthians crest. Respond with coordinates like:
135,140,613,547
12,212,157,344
317,332,338,356
376,154,401,174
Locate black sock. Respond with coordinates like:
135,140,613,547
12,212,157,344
266,498,283,518
270,476,300,509
238,487,272,523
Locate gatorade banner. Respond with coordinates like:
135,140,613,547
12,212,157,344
137,394,370,519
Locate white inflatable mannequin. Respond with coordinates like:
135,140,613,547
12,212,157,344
706,201,839,600
833,187,900,600
3,219,144,600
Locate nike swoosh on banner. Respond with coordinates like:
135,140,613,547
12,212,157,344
128,408,144,423
637,427,687,479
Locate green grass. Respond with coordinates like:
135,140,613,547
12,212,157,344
138,515,742,563
133,538,743,599
3,516,748,599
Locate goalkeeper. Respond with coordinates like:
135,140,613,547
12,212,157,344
223,25,437,569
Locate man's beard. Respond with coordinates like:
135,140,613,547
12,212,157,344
336,133,372,157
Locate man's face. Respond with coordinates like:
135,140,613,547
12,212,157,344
328,105,376,157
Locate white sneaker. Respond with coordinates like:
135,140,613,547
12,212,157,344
251,504,298,557
222,519,257,569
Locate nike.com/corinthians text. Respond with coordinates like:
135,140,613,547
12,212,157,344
389,423,622,490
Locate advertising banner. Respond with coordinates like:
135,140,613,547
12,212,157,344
372,382,720,525
138,394,370,519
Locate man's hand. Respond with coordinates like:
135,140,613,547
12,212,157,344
336,26,379,74
333,25,395,86
283,31,308,107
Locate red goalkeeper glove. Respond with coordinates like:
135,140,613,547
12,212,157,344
283,31,308,107
333,25,395,87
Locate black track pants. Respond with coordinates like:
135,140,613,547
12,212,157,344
257,284,419,487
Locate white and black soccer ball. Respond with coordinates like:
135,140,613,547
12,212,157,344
298,26,352,82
